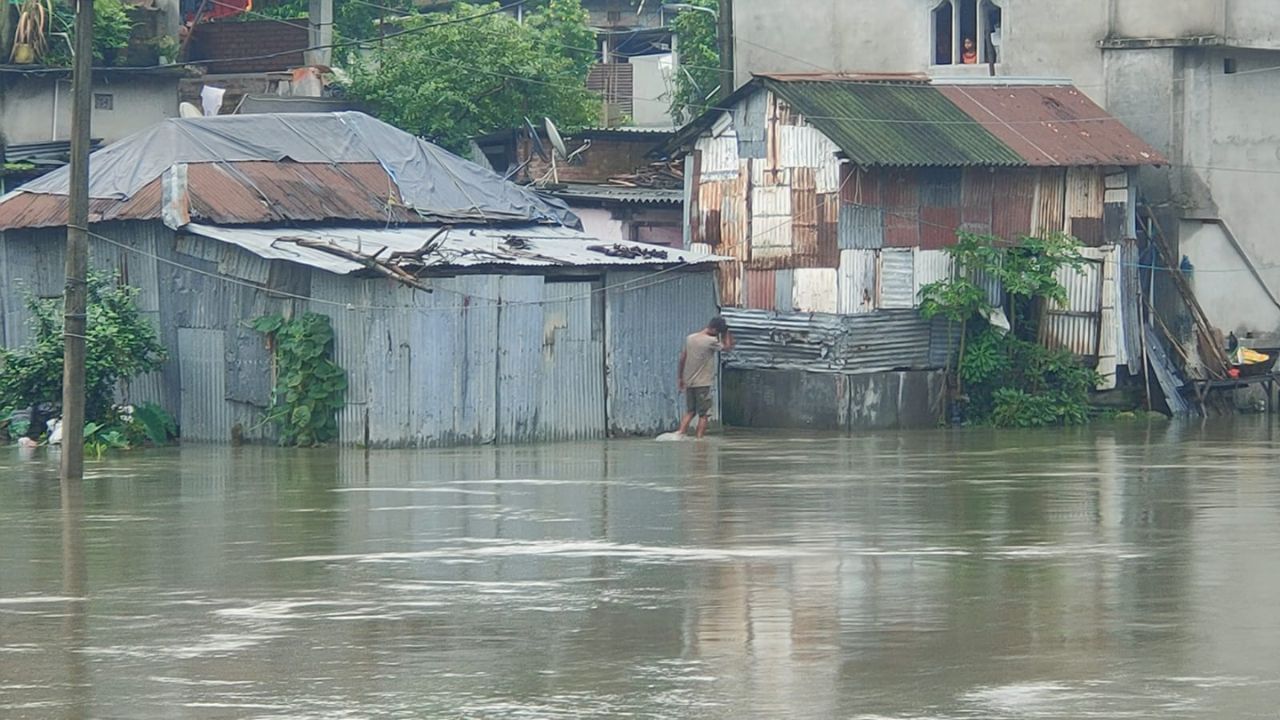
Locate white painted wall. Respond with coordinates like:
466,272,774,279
574,207,627,243
630,53,677,127
1172,48,1280,338
0,74,179,145
731,0,1110,103
731,0,1280,101
1181,221,1280,338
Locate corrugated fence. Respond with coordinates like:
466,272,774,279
722,308,954,375
0,222,719,447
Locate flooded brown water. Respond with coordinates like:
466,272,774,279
3,419,1280,719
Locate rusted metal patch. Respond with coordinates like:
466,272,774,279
920,206,961,250
745,269,777,310
991,169,1037,240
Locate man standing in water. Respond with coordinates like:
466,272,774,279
676,316,734,439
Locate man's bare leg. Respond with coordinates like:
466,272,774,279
695,415,709,439
677,411,695,435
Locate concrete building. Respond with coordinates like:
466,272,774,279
577,0,679,127
668,74,1163,430
0,67,183,146
729,0,1280,345
0,112,721,447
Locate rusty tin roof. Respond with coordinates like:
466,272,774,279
667,75,1166,169
0,112,578,231
935,84,1166,167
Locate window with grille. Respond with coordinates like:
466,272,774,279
932,0,1002,66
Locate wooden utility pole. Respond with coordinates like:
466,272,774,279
61,0,93,483
716,0,734,102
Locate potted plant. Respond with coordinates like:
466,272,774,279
10,0,50,64
153,33,177,64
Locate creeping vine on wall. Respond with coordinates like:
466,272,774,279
252,313,347,446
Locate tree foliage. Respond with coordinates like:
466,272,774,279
343,0,600,153
42,0,136,65
668,0,719,121
0,271,166,426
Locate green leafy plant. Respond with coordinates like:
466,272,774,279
41,0,135,66
342,0,599,153
84,420,129,459
129,402,178,446
252,313,347,447
0,271,166,431
668,0,719,121
921,231,1098,427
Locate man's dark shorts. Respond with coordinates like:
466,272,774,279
686,386,713,417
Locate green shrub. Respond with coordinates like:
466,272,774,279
0,271,166,430
922,231,1097,427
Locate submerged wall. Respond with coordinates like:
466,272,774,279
723,368,946,431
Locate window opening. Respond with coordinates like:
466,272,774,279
933,1,954,66
982,0,1002,63
933,0,1002,65
959,0,978,63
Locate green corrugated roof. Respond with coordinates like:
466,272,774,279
762,79,1025,167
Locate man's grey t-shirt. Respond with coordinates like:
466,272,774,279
683,332,723,388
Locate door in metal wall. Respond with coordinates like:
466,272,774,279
178,327,229,442
540,280,606,441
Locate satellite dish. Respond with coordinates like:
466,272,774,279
524,117,549,161
545,117,569,160
179,102,202,118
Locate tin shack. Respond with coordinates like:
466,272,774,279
668,74,1165,430
0,113,720,446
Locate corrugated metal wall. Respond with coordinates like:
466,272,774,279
722,308,949,375
496,275,545,444
837,249,877,315
312,271,372,444
695,128,740,180
961,168,994,234
880,248,916,309
793,268,838,313
1066,167,1106,245
604,270,718,436
914,249,955,301
178,327,229,442
540,281,607,442
745,269,776,310
1038,245,1121,390
774,268,795,313
1032,168,1067,237
450,275,501,444
1,222,716,447
992,168,1037,240
1042,254,1102,356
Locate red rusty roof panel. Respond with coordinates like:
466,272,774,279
186,162,425,225
936,85,1167,167
0,162,430,230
